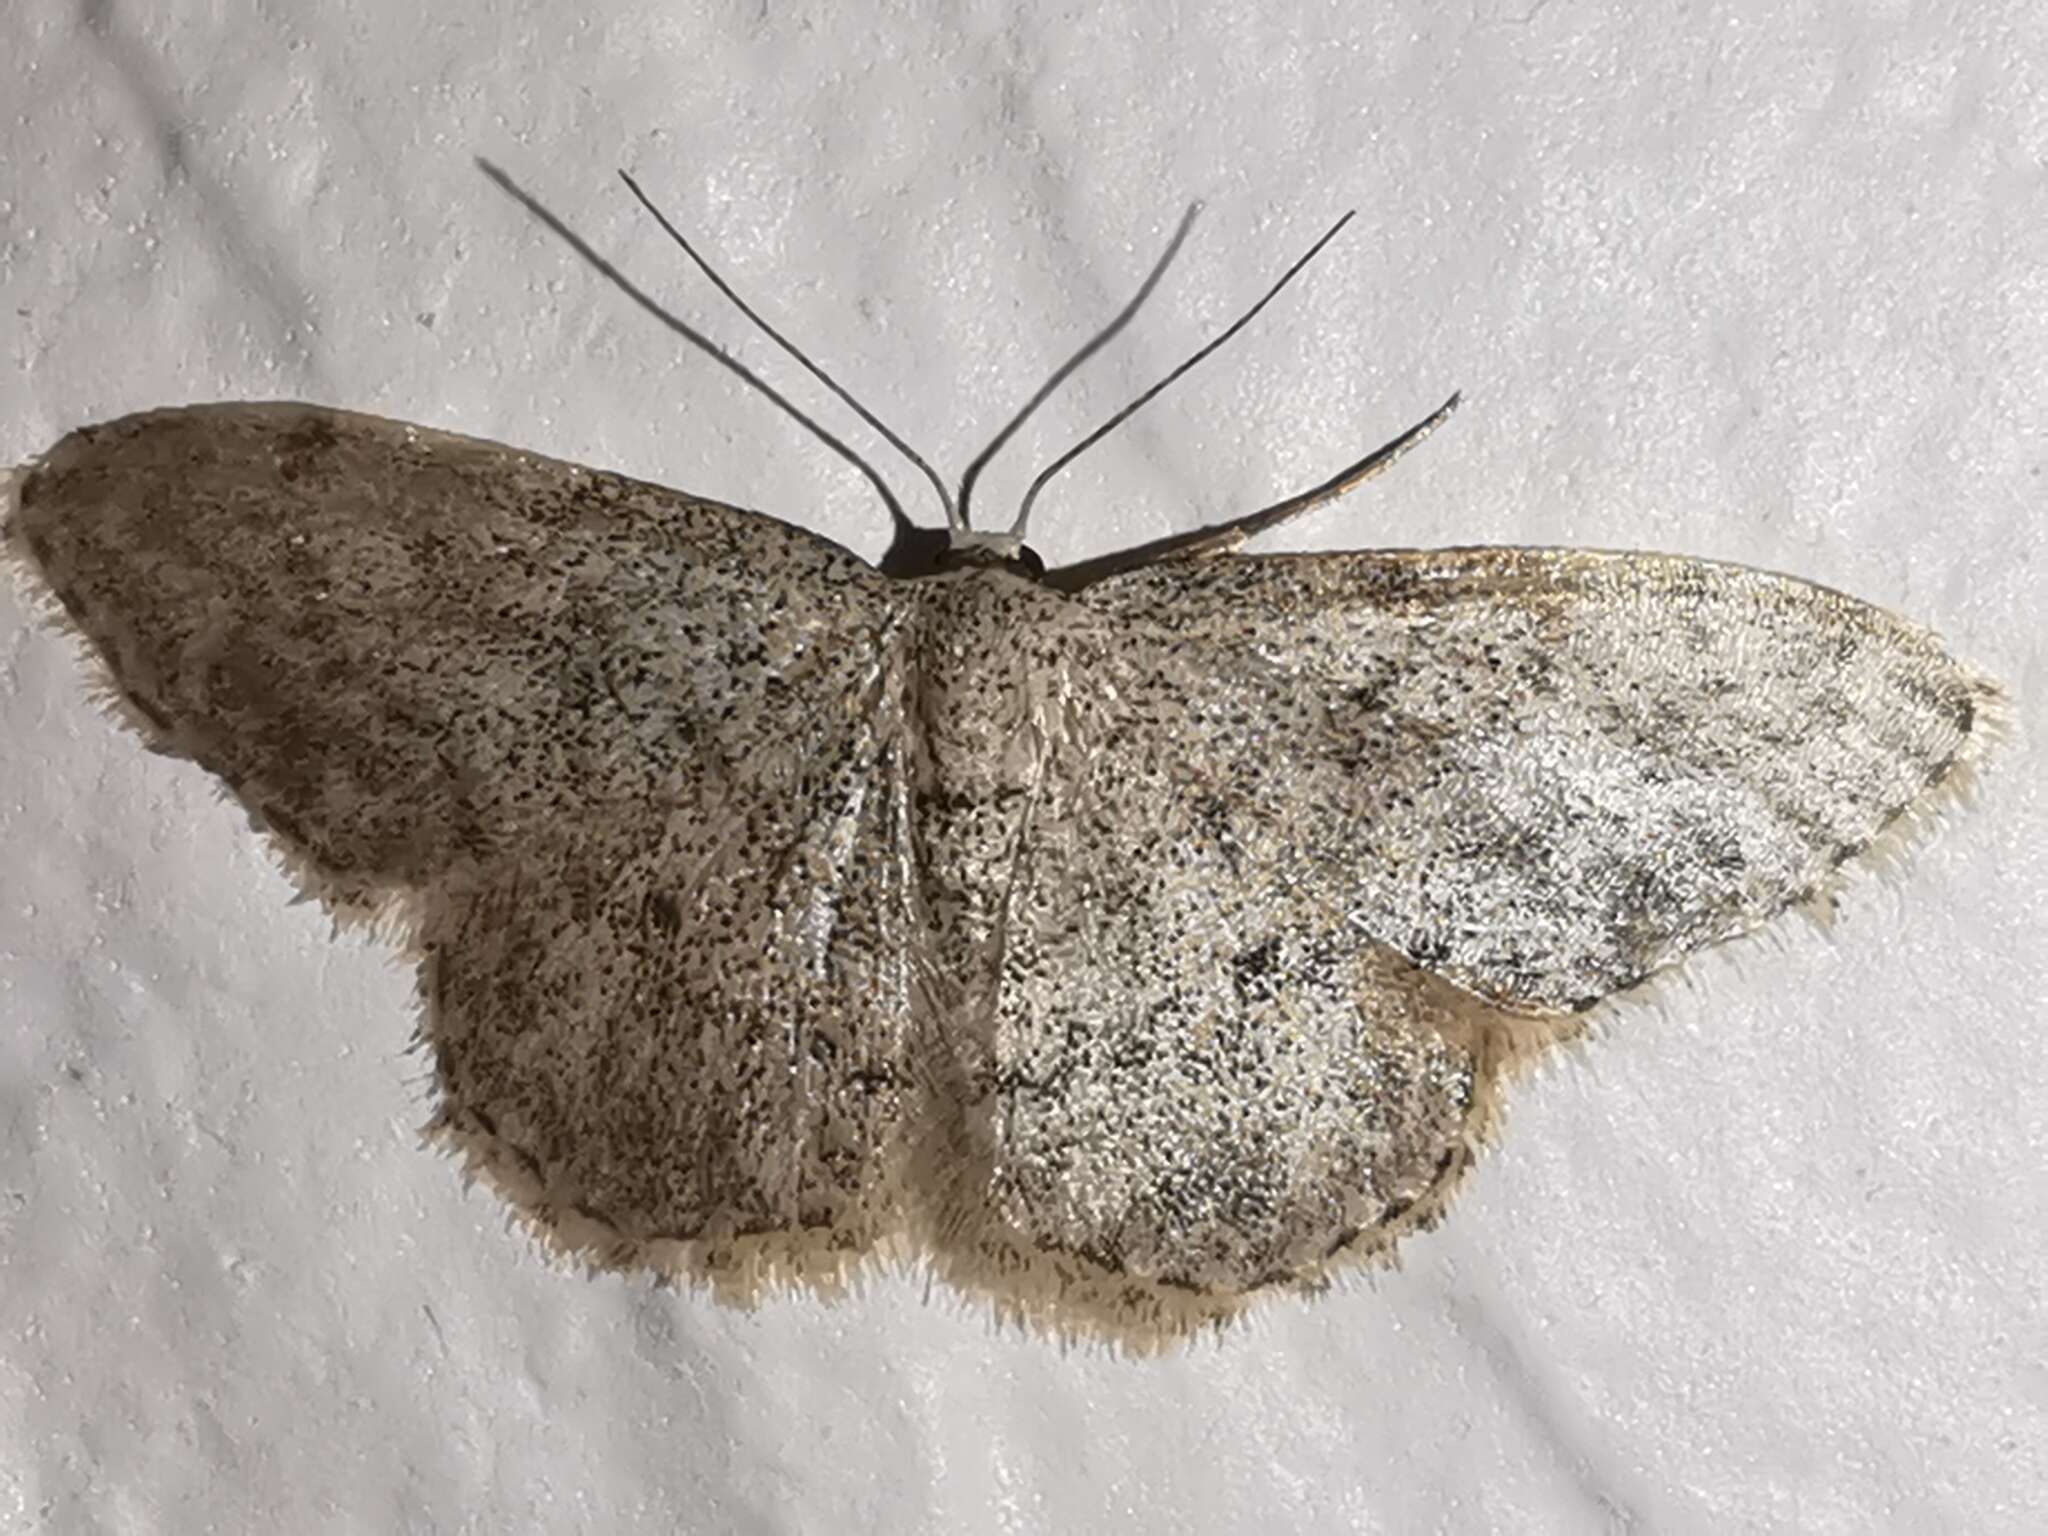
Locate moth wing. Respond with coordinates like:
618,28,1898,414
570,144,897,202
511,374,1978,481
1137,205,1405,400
1074,545,2004,1016
930,545,1999,1344
11,403,924,1284
10,403,900,905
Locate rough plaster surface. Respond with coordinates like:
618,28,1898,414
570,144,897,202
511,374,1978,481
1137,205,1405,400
2,2,2043,1531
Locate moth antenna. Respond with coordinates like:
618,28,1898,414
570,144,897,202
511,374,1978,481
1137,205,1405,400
477,159,913,534
955,204,1201,533
1009,210,1357,539
618,171,961,530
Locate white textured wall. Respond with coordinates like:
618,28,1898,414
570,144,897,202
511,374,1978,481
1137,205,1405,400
2,2,2042,1531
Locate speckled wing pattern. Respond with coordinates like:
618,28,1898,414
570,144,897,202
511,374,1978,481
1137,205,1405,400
908,550,1999,1340
8,404,2004,1350
11,406,929,1295
1072,550,2000,1014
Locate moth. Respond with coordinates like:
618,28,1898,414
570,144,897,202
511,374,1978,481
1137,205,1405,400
4,188,2005,1351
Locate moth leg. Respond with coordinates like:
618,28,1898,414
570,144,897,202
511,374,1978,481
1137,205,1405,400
1044,392,1460,591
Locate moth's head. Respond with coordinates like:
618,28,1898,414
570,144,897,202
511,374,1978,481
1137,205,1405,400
936,529,1047,581
879,521,1046,582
